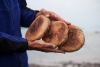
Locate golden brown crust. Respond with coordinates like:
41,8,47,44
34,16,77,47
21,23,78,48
42,21,68,46
58,25,85,52
25,15,50,41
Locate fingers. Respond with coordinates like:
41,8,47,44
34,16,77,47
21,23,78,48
48,11,63,21
34,40,64,53
48,11,71,25
38,8,71,25
43,42,56,49
65,21,71,25
36,8,50,17
28,40,65,53
40,9,50,17
37,48,65,53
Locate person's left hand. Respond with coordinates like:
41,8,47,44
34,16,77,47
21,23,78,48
28,40,65,53
36,8,71,25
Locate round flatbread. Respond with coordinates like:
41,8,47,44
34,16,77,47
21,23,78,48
25,15,50,41
42,21,68,46
58,25,85,52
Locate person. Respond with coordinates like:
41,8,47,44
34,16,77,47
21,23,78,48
0,0,71,67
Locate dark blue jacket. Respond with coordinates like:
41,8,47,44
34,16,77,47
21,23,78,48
0,0,38,67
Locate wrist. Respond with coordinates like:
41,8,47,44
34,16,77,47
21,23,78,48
28,41,39,50
28,41,33,50
35,11,40,18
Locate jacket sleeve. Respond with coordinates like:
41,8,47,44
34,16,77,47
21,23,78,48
19,0,39,27
0,31,28,54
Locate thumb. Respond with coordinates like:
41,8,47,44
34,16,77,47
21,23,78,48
43,43,56,48
40,8,50,17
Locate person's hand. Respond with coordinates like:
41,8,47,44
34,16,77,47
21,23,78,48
28,40,65,53
36,8,71,25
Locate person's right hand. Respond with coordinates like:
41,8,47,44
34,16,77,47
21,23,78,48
28,40,64,53
36,8,71,25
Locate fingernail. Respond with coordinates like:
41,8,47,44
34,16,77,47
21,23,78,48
65,21,71,24
53,45,55,48
45,14,50,17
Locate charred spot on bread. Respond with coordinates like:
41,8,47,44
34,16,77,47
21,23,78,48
30,17,43,34
57,24,66,41
42,21,68,46
25,15,50,41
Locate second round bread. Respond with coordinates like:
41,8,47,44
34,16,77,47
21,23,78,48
42,21,68,46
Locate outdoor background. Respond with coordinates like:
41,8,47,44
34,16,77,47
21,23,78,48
21,0,100,66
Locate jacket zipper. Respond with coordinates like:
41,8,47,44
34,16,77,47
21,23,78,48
5,0,21,67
